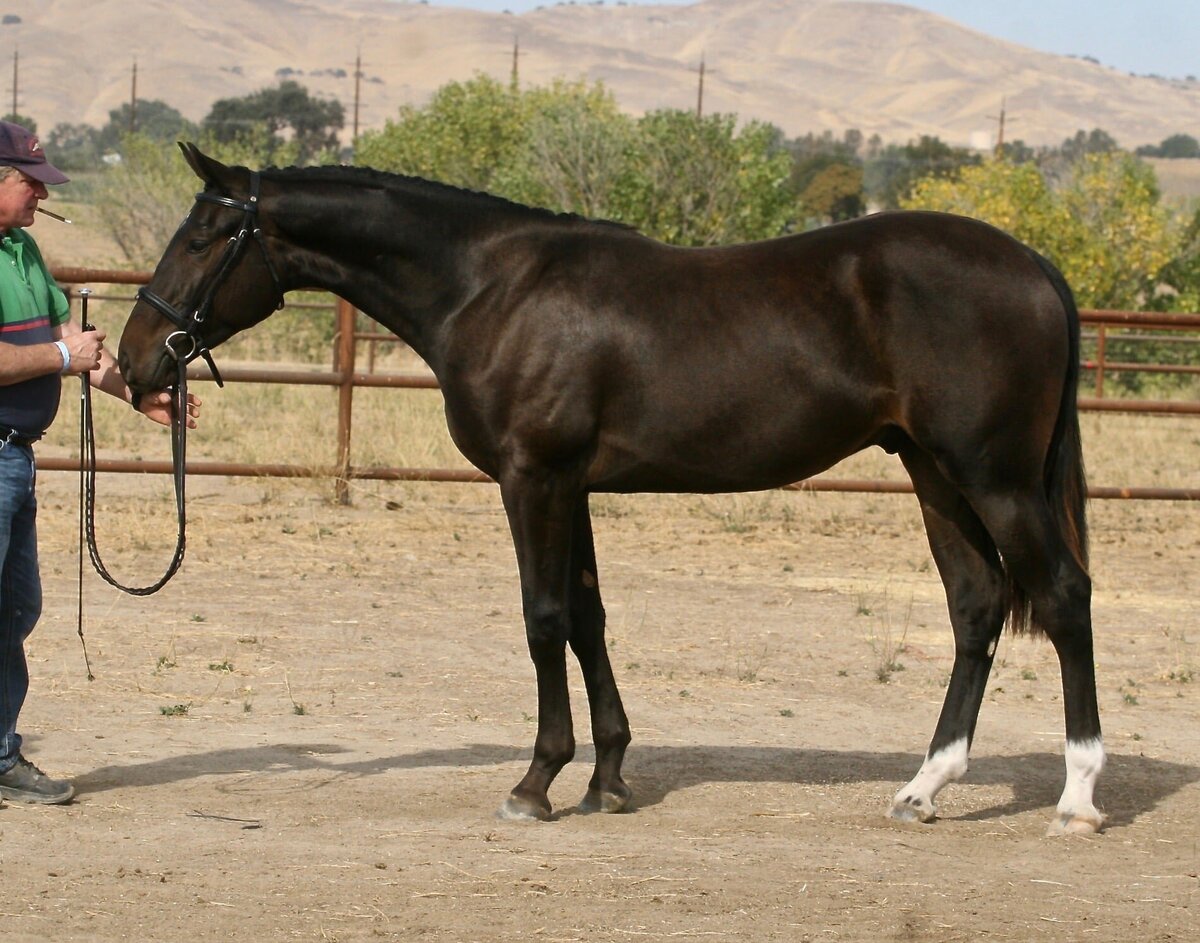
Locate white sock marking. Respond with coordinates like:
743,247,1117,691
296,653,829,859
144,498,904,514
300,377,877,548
892,737,969,819
1055,737,1105,828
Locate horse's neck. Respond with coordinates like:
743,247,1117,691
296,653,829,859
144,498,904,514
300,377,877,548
273,180,488,368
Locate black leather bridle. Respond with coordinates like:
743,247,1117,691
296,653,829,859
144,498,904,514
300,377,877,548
79,173,286,602
136,171,286,387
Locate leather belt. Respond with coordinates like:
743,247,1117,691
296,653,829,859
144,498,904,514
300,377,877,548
0,426,42,448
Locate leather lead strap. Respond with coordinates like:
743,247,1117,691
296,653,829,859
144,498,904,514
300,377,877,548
78,289,188,604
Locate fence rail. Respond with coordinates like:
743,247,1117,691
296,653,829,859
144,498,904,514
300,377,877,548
46,268,1199,502
1078,309,1200,400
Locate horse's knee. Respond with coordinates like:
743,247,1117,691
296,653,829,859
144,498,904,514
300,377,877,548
524,601,570,655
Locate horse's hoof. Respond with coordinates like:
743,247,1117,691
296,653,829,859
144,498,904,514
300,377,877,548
888,795,936,824
578,787,632,814
1046,808,1105,836
496,794,551,822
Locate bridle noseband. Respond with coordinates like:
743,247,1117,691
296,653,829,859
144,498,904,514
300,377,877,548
136,170,285,387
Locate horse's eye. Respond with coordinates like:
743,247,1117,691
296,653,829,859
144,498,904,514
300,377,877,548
187,239,209,254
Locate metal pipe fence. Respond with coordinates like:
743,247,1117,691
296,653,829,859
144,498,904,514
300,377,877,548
47,268,1199,501
1078,309,1200,400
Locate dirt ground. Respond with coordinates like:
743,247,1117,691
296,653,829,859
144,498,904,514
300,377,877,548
2,468,1198,942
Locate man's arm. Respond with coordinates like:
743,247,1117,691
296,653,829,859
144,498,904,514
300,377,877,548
56,318,124,399
0,319,102,385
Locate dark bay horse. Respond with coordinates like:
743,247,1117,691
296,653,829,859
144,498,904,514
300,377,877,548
118,144,1104,834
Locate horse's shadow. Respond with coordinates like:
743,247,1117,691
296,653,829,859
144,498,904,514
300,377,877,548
75,741,1196,828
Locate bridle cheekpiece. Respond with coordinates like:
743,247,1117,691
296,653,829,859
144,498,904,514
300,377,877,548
136,170,285,387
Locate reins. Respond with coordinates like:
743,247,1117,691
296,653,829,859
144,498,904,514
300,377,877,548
76,169,283,614
79,287,190,597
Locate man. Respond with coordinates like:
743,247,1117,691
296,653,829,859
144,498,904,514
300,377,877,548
0,120,196,807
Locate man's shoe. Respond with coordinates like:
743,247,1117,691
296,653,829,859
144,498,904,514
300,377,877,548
0,755,75,804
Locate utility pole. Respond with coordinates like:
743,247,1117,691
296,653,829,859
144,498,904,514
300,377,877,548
511,35,520,91
988,96,1016,156
353,49,362,146
10,48,17,118
695,53,705,118
129,59,138,134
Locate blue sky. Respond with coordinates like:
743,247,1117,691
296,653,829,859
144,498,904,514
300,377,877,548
419,0,1198,80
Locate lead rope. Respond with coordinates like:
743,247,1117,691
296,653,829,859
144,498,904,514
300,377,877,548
76,287,189,680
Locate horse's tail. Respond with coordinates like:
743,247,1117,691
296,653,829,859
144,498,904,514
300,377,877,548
1007,250,1090,636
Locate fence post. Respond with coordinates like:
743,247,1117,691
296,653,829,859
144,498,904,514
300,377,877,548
1094,325,1107,398
335,297,357,505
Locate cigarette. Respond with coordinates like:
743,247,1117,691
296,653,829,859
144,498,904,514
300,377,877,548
36,207,72,224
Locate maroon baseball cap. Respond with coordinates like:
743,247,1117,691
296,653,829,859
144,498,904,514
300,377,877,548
0,121,69,185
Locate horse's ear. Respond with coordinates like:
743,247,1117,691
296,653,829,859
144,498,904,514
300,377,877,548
178,142,233,190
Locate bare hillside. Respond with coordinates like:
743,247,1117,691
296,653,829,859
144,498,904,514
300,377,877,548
5,0,1198,148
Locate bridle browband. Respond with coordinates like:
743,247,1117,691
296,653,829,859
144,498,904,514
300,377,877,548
136,170,286,387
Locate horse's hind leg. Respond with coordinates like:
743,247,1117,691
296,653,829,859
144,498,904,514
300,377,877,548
890,448,1008,824
567,497,633,813
967,487,1104,835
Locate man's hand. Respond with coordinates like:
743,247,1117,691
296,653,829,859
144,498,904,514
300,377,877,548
57,319,201,427
135,390,201,428
62,327,106,374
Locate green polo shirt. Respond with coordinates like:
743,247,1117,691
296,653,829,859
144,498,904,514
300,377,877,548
0,228,71,434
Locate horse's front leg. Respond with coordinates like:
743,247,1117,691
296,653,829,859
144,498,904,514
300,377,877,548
496,470,581,821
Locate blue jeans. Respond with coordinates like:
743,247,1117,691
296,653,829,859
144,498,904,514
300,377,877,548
0,442,42,775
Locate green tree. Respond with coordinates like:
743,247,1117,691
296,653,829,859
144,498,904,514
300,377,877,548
44,101,196,173
865,135,980,208
492,79,636,219
45,122,101,172
1059,153,1175,309
786,130,865,224
99,100,198,152
786,129,862,169
358,77,799,245
1060,128,1120,163
93,129,299,266
995,139,1040,164
614,110,797,245
1152,207,1200,312
355,74,527,191
1136,133,1200,159
203,80,344,163
797,161,864,224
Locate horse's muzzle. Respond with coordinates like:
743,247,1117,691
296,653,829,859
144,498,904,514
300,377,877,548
118,347,173,411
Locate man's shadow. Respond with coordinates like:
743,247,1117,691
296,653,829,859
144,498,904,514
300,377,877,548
73,740,1196,828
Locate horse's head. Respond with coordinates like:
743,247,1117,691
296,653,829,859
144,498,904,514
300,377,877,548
118,143,286,401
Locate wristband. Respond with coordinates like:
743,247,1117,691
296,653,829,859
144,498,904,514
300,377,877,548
54,340,70,373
